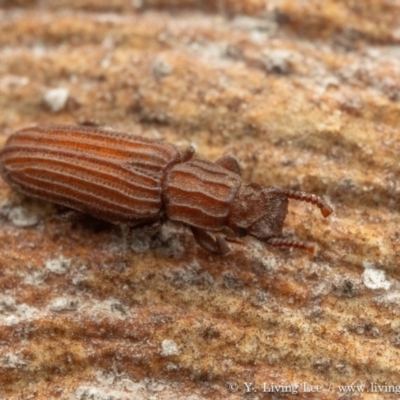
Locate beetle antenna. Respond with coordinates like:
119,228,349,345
283,190,333,218
266,238,315,254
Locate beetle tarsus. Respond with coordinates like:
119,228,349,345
52,209,85,222
191,227,230,255
216,235,231,255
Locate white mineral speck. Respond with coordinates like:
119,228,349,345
130,231,152,253
0,353,27,369
43,87,69,112
151,56,173,79
160,339,180,356
45,256,71,274
262,49,294,74
0,296,17,313
8,206,39,227
49,297,78,312
362,267,391,290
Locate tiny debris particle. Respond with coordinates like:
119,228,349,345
313,357,331,372
49,297,78,312
262,49,293,74
392,332,400,347
110,301,127,315
232,16,273,32
332,276,360,298
0,296,17,313
43,87,69,112
222,271,244,290
151,56,173,79
8,206,39,227
166,362,179,371
130,230,152,253
0,353,27,369
160,339,180,356
75,386,132,400
45,256,71,274
335,364,347,373
351,322,380,337
146,379,165,393
23,269,48,286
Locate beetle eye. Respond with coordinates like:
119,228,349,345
237,228,247,237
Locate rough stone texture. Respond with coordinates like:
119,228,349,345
1,1,400,399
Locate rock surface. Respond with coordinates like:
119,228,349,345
1,1,400,399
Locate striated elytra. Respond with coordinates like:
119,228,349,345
0,125,333,254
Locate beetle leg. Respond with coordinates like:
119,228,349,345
120,220,162,250
52,209,85,222
191,227,230,255
142,220,162,232
266,237,315,255
215,155,241,176
216,235,231,255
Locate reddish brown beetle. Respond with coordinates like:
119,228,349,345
0,125,332,254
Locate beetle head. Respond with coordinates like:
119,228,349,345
228,183,288,240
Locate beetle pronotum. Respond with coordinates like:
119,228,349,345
0,125,332,254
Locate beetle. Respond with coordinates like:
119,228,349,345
0,125,332,254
